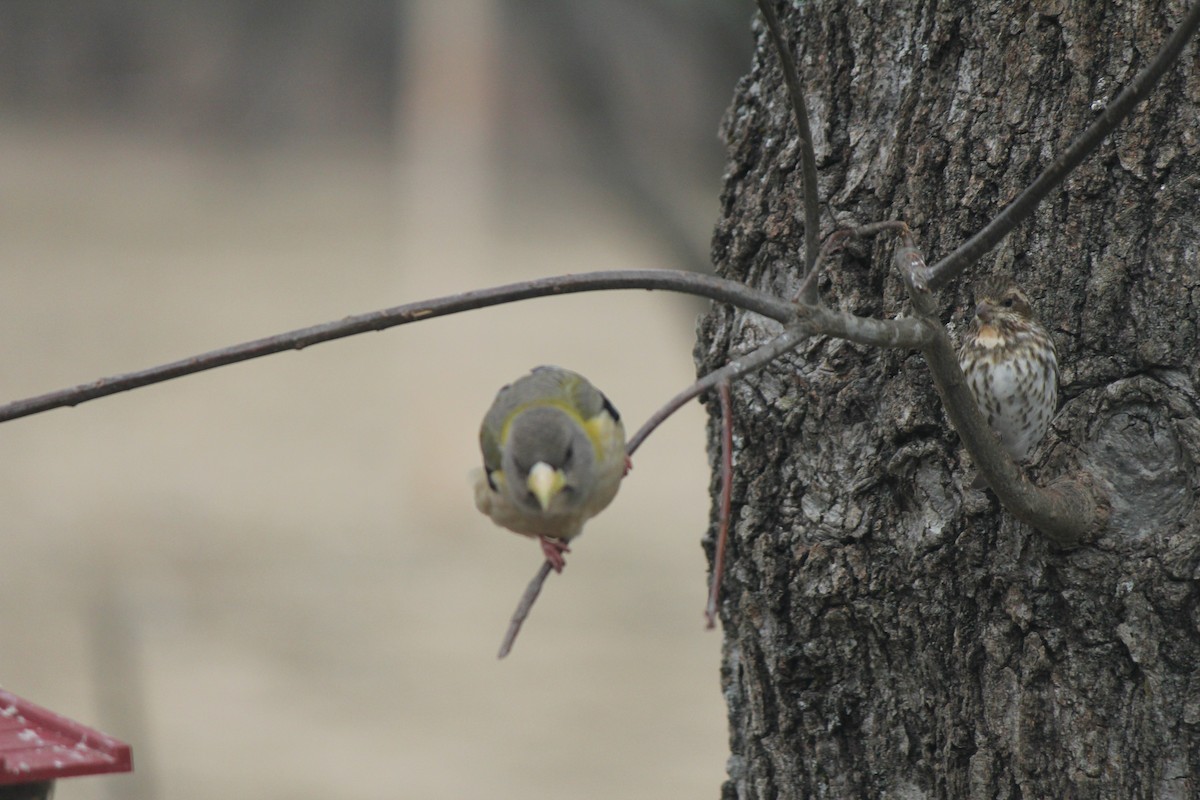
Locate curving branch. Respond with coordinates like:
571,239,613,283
793,229,848,302
926,0,1200,291
797,221,914,302
809,302,930,350
0,271,793,425
497,561,555,659
756,0,822,302
0,270,932,426
627,325,810,457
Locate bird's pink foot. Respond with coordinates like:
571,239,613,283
539,536,570,573
623,455,633,476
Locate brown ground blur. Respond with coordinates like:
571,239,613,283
0,119,727,799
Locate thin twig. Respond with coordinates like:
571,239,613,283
705,381,734,629
627,325,810,457
624,287,932,611
809,301,931,350
756,0,822,302
626,305,931,459
0,265,937,427
0,270,796,425
497,561,555,659
925,0,1200,291
795,221,913,302
793,230,848,302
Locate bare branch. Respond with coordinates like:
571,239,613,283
705,380,734,629
796,221,914,303
0,270,798,426
628,326,808,457
793,230,847,302
808,302,931,350
497,561,555,659
628,303,930,458
926,0,1200,291
756,0,822,302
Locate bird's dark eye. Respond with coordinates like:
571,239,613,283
564,443,574,463
1001,296,1015,308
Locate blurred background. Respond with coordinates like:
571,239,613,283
0,2,752,798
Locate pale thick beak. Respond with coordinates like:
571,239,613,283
527,461,565,511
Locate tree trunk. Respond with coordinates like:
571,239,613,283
699,2,1200,797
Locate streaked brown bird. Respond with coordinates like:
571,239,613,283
958,279,1059,469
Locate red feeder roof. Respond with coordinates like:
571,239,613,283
0,688,132,785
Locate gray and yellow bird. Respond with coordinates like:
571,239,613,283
473,366,628,571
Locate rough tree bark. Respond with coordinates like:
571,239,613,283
699,2,1200,798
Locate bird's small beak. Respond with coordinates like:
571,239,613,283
527,461,566,511
974,299,993,322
